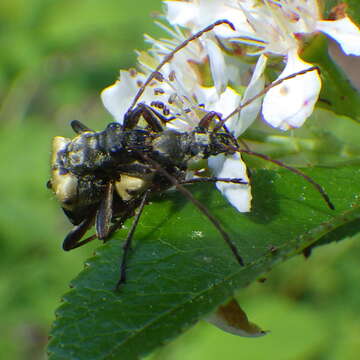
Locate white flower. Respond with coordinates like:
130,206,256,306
165,0,255,38
101,70,155,123
316,16,360,56
261,50,321,130
164,0,360,130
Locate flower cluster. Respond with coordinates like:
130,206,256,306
101,0,360,213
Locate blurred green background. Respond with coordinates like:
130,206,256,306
1,1,359,359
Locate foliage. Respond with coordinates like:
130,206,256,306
48,166,359,360
1,0,359,359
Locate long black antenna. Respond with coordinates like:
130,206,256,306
127,19,235,112
231,147,335,210
219,66,320,128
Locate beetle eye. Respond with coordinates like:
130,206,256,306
106,122,121,132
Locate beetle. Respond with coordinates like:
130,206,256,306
48,19,334,288
48,102,250,286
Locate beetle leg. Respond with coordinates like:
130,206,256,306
70,120,94,134
62,215,96,251
95,181,115,240
123,103,168,132
198,111,222,129
116,190,150,290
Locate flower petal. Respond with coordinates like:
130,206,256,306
165,0,247,38
316,17,360,56
262,50,321,130
206,298,268,337
194,86,240,117
208,153,251,213
101,70,172,123
163,1,198,27
101,70,145,123
235,54,267,137
204,38,228,95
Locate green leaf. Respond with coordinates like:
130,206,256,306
48,166,360,360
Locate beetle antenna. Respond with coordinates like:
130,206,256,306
200,65,333,209
127,19,235,112
218,66,320,129
230,147,335,210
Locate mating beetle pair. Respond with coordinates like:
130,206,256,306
48,101,248,287
48,20,333,288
